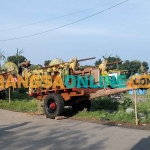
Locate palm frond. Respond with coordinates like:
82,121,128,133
19,49,24,55
102,56,106,59
108,54,113,58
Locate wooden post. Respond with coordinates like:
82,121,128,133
9,87,10,105
102,76,105,89
38,100,41,114
55,116,67,120
117,62,118,70
133,89,138,125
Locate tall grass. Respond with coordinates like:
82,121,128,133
0,100,38,112
0,90,38,113
1,90,150,124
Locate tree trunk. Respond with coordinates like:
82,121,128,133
90,88,132,99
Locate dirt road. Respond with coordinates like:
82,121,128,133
0,109,150,150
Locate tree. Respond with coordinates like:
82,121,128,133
7,55,26,66
95,55,122,69
130,60,141,75
16,48,24,66
95,59,102,66
0,50,6,69
31,64,43,70
121,60,131,78
142,61,149,72
121,60,141,77
80,65,93,69
106,55,122,70
44,60,51,66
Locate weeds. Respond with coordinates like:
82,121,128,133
1,90,150,124
0,99,38,113
0,89,38,113
73,96,150,124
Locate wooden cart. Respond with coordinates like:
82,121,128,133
30,67,131,119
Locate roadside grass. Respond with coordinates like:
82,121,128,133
72,96,150,124
125,93,147,98
137,101,150,123
7,90,32,101
73,110,135,124
0,99,38,113
0,90,38,113
137,101,150,112
0,90,150,124
71,96,135,123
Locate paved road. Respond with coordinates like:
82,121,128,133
0,109,150,150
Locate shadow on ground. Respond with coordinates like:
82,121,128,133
0,121,107,150
131,136,150,150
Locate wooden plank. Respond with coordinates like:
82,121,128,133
9,87,10,105
55,116,67,120
90,88,132,99
133,89,138,125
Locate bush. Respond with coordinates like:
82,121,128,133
92,97,119,111
119,97,133,110
18,87,27,93
91,96,133,112
137,102,150,113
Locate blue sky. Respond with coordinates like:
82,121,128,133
0,0,150,67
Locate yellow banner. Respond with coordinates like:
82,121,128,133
127,75,150,89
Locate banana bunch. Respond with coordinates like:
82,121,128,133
69,57,77,72
22,69,29,78
28,71,32,78
47,68,52,73
28,56,78,79
32,69,38,75
52,67,58,72
99,59,108,75
59,64,64,68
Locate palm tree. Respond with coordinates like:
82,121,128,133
16,48,23,66
0,50,6,69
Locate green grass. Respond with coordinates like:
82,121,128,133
137,101,150,113
7,90,32,101
137,101,150,123
0,90,150,124
72,97,150,124
0,99,38,113
0,89,38,113
73,110,135,123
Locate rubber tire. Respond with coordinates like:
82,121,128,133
44,93,64,119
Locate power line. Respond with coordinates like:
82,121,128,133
0,0,129,42
0,0,123,32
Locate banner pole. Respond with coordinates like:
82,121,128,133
133,89,138,125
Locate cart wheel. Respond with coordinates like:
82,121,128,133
44,93,64,119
